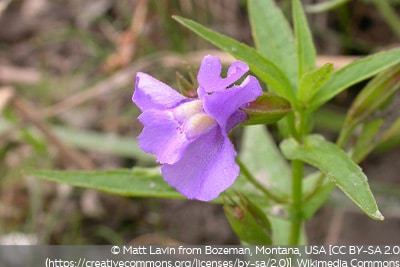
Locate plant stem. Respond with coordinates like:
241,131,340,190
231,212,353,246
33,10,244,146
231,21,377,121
290,159,304,245
287,110,307,244
236,158,288,204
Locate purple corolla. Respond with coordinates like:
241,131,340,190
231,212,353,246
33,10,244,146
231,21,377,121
133,55,262,201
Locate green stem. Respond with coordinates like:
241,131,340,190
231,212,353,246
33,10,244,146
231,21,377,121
236,159,288,204
288,109,308,245
290,159,303,245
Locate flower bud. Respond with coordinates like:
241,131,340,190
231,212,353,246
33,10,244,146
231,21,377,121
224,194,272,244
240,93,292,126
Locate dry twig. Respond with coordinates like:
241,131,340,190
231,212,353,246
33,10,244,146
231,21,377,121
0,64,42,85
102,0,148,72
0,86,15,113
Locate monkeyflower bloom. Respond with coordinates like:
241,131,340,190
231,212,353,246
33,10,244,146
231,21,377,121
133,55,262,201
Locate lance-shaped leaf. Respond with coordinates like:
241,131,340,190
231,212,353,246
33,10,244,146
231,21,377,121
248,0,297,85
310,48,400,110
293,0,317,79
346,63,400,127
298,63,334,107
173,16,296,103
305,0,350,13
30,168,184,199
241,93,292,126
280,134,384,221
338,63,400,147
224,194,272,245
28,168,267,205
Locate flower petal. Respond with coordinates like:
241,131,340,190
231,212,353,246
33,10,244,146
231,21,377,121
226,110,248,132
197,55,222,93
133,72,186,111
197,55,249,95
202,75,263,132
161,127,239,201
137,109,191,164
226,60,250,85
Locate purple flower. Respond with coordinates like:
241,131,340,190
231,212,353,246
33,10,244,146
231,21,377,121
133,55,262,201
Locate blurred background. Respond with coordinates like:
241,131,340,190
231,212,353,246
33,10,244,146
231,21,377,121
0,0,399,245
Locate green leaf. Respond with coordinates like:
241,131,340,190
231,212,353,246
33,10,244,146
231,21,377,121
305,0,350,13
280,134,384,220
224,194,272,245
241,93,292,126
248,0,297,85
337,63,400,148
345,63,400,127
29,168,268,205
30,168,183,199
298,63,334,106
293,0,316,79
239,125,291,198
173,16,296,102
311,48,400,110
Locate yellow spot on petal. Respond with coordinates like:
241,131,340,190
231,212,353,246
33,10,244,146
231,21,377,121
184,113,216,138
173,100,203,123
172,99,216,139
